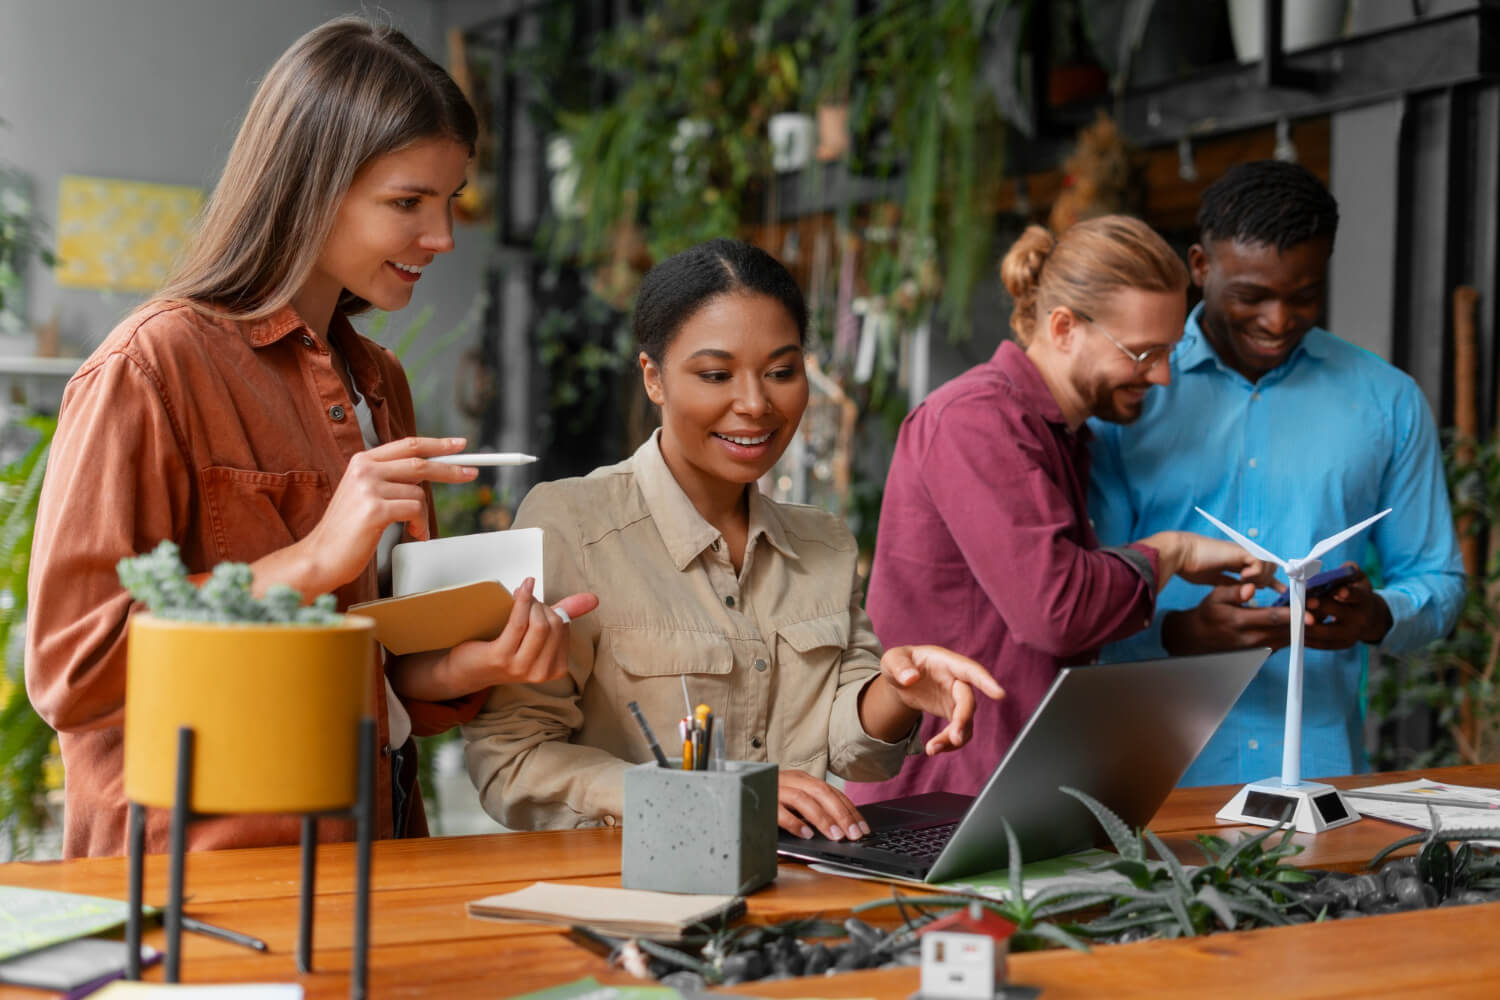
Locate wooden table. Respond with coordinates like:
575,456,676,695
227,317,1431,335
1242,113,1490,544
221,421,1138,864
3,765,1498,999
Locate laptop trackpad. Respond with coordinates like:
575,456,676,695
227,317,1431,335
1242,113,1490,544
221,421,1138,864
859,792,973,831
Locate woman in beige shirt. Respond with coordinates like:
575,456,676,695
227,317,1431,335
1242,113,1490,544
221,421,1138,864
463,239,1003,841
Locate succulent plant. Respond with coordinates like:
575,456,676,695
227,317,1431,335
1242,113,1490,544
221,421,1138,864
117,540,340,625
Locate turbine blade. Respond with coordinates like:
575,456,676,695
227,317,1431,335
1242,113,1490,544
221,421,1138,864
1305,508,1393,562
1194,507,1284,565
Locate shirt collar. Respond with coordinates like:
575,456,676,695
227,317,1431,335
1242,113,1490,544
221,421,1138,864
231,303,387,404
1180,303,1333,377
992,340,1069,427
631,430,799,571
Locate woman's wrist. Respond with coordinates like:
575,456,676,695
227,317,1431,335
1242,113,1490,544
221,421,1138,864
857,673,920,743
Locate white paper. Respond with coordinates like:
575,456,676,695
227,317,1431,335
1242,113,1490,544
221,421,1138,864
1343,778,1500,846
392,527,544,602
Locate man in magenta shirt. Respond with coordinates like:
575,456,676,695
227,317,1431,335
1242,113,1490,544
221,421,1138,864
849,216,1271,803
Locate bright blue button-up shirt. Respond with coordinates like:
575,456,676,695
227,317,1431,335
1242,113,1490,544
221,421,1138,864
1088,305,1464,786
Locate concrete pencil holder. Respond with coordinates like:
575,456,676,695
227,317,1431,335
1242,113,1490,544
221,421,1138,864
621,759,779,895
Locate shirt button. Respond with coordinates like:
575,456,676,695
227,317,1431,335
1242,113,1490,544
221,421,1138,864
750,736,764,749
1251,392,1260,401
301,335,315,348
1248,458,1257,469
711,539,721,552
1248,739,1260,750
1248,528,1259,538
724,595,736,608
329,404,346,422
754,657,768,672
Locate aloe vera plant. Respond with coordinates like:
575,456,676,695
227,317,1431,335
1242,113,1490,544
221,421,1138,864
1055,786,1313,941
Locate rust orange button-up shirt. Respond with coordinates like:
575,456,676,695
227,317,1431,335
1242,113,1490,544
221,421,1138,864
26,301,484,858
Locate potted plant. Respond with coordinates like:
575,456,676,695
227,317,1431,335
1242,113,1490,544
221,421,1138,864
116,541,377,993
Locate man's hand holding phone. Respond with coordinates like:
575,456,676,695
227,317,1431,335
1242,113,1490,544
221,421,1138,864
1301,562,1393,649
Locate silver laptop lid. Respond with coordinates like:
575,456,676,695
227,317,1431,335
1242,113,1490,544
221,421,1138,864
925,648,1270,883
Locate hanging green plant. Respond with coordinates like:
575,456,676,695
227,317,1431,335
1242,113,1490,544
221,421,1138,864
545,0,806,283
851,0,1011,341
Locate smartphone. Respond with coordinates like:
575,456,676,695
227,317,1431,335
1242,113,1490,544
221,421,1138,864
1271,564,1361,607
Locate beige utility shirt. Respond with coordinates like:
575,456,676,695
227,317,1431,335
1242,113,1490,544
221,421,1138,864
463,433,912,830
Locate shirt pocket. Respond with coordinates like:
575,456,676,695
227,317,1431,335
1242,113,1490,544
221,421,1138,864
200,466,331,564
770,611,851,773
603,626,734,761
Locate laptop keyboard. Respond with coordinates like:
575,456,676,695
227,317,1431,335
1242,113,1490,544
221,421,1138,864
859,822,958,861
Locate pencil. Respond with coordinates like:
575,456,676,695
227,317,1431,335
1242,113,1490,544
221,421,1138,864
626,700,670,768
180,915,269,952
1343,789,1500,810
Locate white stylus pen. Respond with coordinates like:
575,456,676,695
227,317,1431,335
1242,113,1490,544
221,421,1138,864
428,453,538,466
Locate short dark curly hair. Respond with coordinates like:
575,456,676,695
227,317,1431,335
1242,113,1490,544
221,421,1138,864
632,239,807,365
1197,160,1339,253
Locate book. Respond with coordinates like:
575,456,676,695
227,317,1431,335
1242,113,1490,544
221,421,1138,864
351,579,514,655
0,885,155,962
466,882,745,941
349,527,543,654
0,938,159,994
90,985,302,999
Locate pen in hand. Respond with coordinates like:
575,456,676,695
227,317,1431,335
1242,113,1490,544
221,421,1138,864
627,700,670,768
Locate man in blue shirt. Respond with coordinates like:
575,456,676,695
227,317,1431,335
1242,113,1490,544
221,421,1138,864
1089,160,1464,786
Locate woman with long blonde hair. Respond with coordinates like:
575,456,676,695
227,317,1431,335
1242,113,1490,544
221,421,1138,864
27,16,594,859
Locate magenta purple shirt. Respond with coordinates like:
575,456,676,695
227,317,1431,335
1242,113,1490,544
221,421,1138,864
848,341,1160,803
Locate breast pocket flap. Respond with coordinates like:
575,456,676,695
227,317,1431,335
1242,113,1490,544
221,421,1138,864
776,612,850,654
607,628,734,678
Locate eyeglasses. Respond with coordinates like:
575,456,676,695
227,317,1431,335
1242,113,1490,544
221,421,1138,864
1073,309,1174,374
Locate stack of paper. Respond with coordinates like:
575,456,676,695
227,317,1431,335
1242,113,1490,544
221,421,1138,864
466,882,744,940
1342,778,1500,846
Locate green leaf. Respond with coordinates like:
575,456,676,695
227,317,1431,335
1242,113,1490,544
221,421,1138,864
1061,786,1144,861
1193,884,1236,931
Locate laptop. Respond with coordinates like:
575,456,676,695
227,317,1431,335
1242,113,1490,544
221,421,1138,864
777,648,1270,883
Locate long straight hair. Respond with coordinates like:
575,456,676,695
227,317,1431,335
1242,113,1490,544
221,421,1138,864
157,17,477,320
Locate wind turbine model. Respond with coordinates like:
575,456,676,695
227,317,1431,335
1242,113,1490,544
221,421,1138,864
1195,506,1392,834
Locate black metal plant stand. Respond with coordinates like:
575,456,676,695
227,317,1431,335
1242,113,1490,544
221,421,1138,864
124,717,377,999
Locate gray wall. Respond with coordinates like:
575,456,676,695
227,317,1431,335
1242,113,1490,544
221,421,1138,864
0,0,490,435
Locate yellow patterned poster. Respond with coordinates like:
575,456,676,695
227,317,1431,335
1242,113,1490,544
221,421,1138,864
55,176,202,291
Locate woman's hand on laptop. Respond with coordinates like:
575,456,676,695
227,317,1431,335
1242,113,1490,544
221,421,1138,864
778,769,870,841
866,645,1005,756
387,577,599,700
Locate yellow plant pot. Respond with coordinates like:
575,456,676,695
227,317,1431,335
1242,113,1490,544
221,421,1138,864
124,613,375,814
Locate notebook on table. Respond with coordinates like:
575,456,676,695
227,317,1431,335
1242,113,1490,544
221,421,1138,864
777,649,1271,883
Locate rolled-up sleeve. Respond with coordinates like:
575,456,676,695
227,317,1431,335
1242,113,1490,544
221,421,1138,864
827,566,915,782
462,485,627,829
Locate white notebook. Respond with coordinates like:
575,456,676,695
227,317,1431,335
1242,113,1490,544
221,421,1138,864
350,528,545,654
